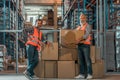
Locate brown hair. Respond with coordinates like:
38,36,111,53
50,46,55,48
36,19,43,23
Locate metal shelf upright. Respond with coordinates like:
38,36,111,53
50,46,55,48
0,0,24,73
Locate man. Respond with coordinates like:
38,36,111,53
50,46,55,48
75,13,93,79
24,19,46,78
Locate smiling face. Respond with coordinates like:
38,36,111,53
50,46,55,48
36,20,43,28
80,13,87,25
80,19,86,25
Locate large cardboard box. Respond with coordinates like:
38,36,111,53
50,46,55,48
60,29,84,48
42,43,58,60
60,29,71,37
44,61,57,78
73,30,84,40
58,61,75,78
60,29,84,40
34,60,45,78
61,30,76,48
90,46,96,63
92,60,105,78
59,48,78,61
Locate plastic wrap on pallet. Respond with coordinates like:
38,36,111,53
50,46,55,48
106,32,115,71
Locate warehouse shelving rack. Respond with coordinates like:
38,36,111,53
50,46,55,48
0,0,24,73
62,0,120,74
62,0,95,29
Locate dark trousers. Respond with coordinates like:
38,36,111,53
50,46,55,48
78,44,92,75
26,45,39,76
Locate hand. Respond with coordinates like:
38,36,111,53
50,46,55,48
75,39,80,44
39,42,45,47
45,41,52,47
75,37,83,44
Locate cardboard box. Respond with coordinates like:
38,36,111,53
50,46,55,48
58,61,75,78
59,48,78,61
90,46,96,63
60,29,84,48
75,63,80,76
60,29,71,37
96,47,101,60
61,31,76,45
42,43,58,60
44,61,57,78
34,60,45,78
60,29,84,40
60,30,76,48
92,60,105,78
73,30,84,40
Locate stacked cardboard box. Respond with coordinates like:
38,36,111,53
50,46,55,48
58,61,75,78
60,29,84,48
91,46,105,78
34,42,58,78
92,60,104,78
34,30,105,79
58,29,84,78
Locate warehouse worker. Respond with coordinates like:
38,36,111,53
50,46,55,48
24,19,47,78
75,13,93,79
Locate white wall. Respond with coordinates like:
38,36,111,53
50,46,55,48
26,15,38,25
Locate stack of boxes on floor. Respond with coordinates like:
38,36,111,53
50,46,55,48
91,46,105,78
34,42,58,78
34,29,105,79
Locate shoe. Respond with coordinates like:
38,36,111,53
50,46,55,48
86,74,93,79
30,75,39,79
23,70,31,76
75,74,84,79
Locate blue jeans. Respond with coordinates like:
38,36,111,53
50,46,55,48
26,45,39,76
78,44,92,75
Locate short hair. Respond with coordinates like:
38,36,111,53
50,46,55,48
36,19,43,23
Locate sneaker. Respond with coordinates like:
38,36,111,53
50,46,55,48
30,75,39,79
23,70,31,76
75,74,84,79
86,74,93,79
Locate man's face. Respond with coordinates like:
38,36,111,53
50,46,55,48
80,20,86,25
37,20,42,27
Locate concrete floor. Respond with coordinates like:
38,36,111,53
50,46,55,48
0,74,29,80
0,74,120,80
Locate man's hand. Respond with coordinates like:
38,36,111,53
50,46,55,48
75,39,80,44
45,41,52,47
75,37,84,44
39,42,45,47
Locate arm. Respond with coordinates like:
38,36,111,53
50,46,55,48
23,26,34,42
41,33,47,43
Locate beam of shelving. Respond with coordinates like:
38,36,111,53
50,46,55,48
0,30,23,32
62,0,76,22
86,0,96,9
